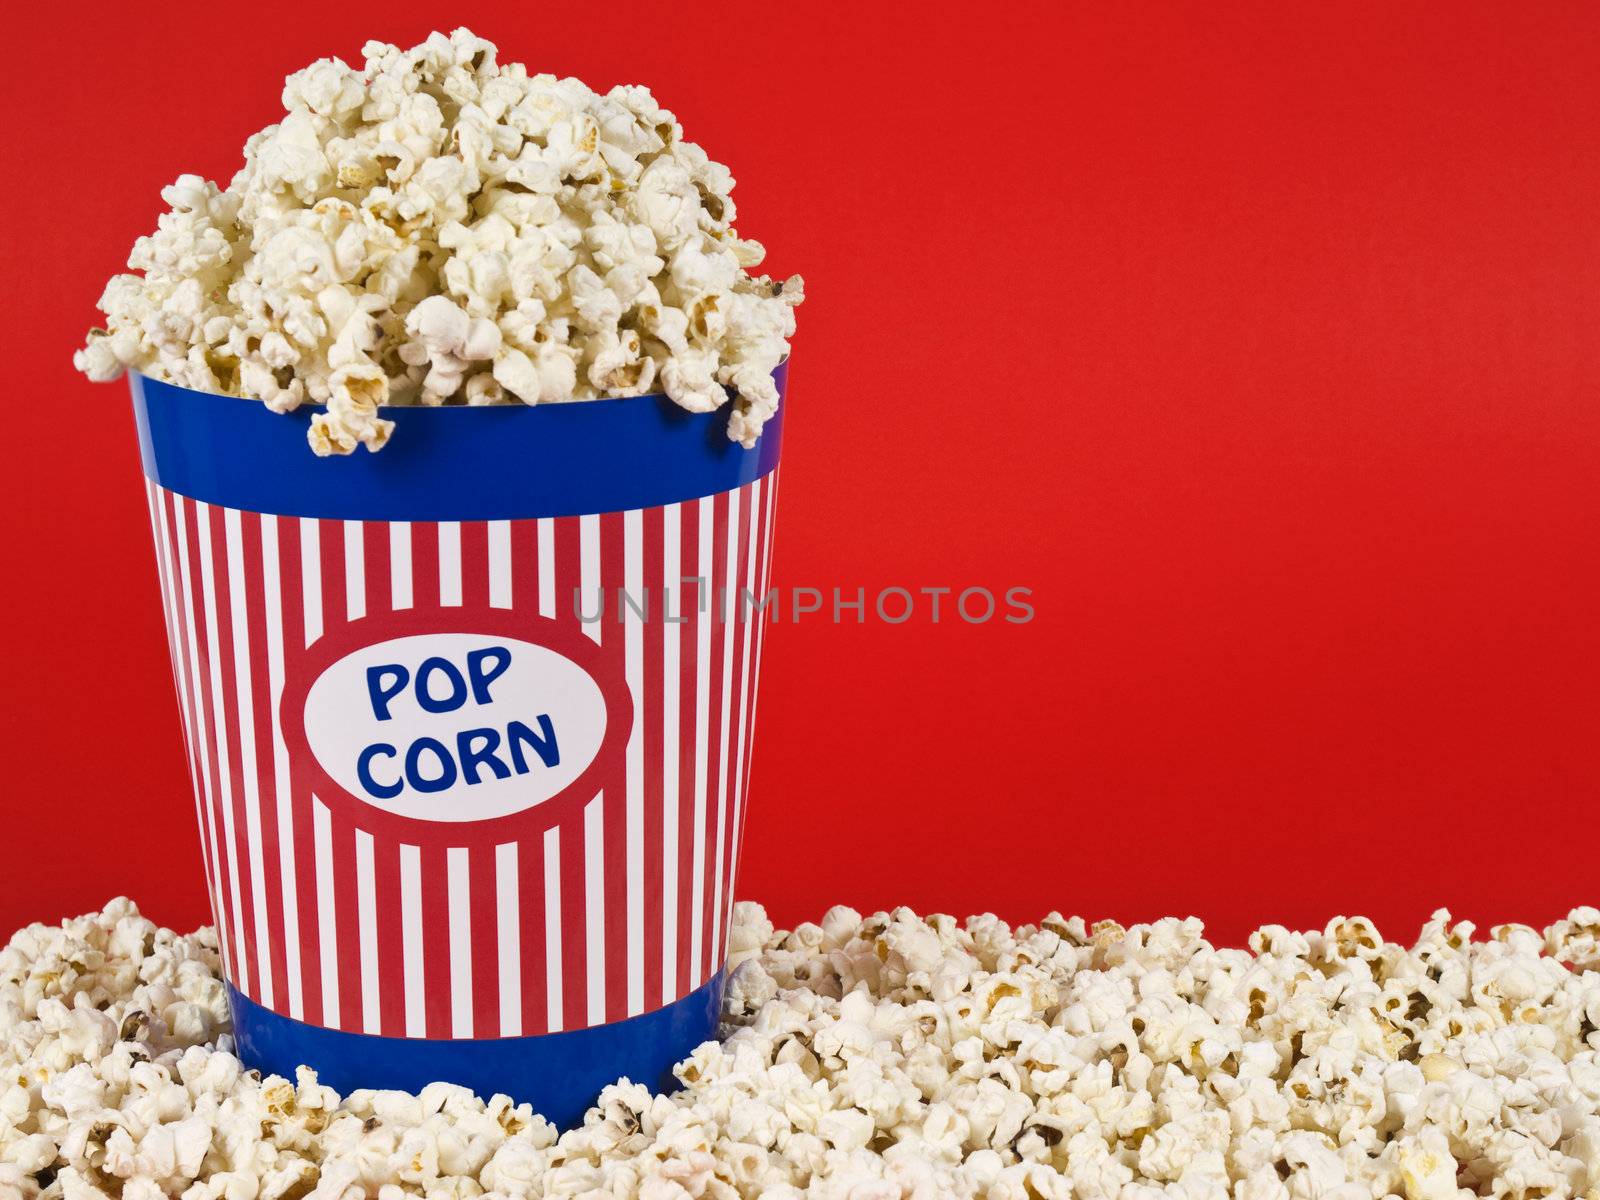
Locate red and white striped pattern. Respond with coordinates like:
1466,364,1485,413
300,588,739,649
141,473,780,1039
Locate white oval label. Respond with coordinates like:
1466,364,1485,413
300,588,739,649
301,632,608,823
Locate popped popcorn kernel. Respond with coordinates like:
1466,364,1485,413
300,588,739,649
75,29,802,456
5,899,1597,1198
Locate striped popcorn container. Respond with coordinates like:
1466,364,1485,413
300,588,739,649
128,367,785,1127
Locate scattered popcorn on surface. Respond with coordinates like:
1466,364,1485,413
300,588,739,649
73,29,803,455
3,900,1598,1199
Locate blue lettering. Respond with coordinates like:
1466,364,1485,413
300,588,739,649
467,646,512,704
506,716,560,772
366,665,410,721
415,656,467,713
356,743,402,799
405,737,458,792
456,726,512,784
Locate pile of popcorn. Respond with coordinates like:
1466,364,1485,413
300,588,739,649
73,29,802,454
3,900,1597,1200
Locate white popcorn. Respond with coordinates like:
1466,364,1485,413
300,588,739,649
75,29,802,456
4,900,1597,1199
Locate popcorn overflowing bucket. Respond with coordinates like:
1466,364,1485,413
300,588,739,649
129,368,785,1127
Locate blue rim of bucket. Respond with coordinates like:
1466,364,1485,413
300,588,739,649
228,969,726,1130
131,362,785,521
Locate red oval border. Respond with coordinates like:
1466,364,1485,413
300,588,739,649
279,604,634,848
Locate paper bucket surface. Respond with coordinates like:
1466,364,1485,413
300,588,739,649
129,372,785,1123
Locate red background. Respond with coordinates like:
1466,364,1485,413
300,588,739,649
3,3,1596,946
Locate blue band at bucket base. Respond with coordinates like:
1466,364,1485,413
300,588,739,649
132,362,784,521
228,972,725,1130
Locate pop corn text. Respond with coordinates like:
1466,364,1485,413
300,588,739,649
354,643,559,800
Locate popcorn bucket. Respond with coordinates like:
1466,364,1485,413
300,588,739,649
129,369,785,1127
